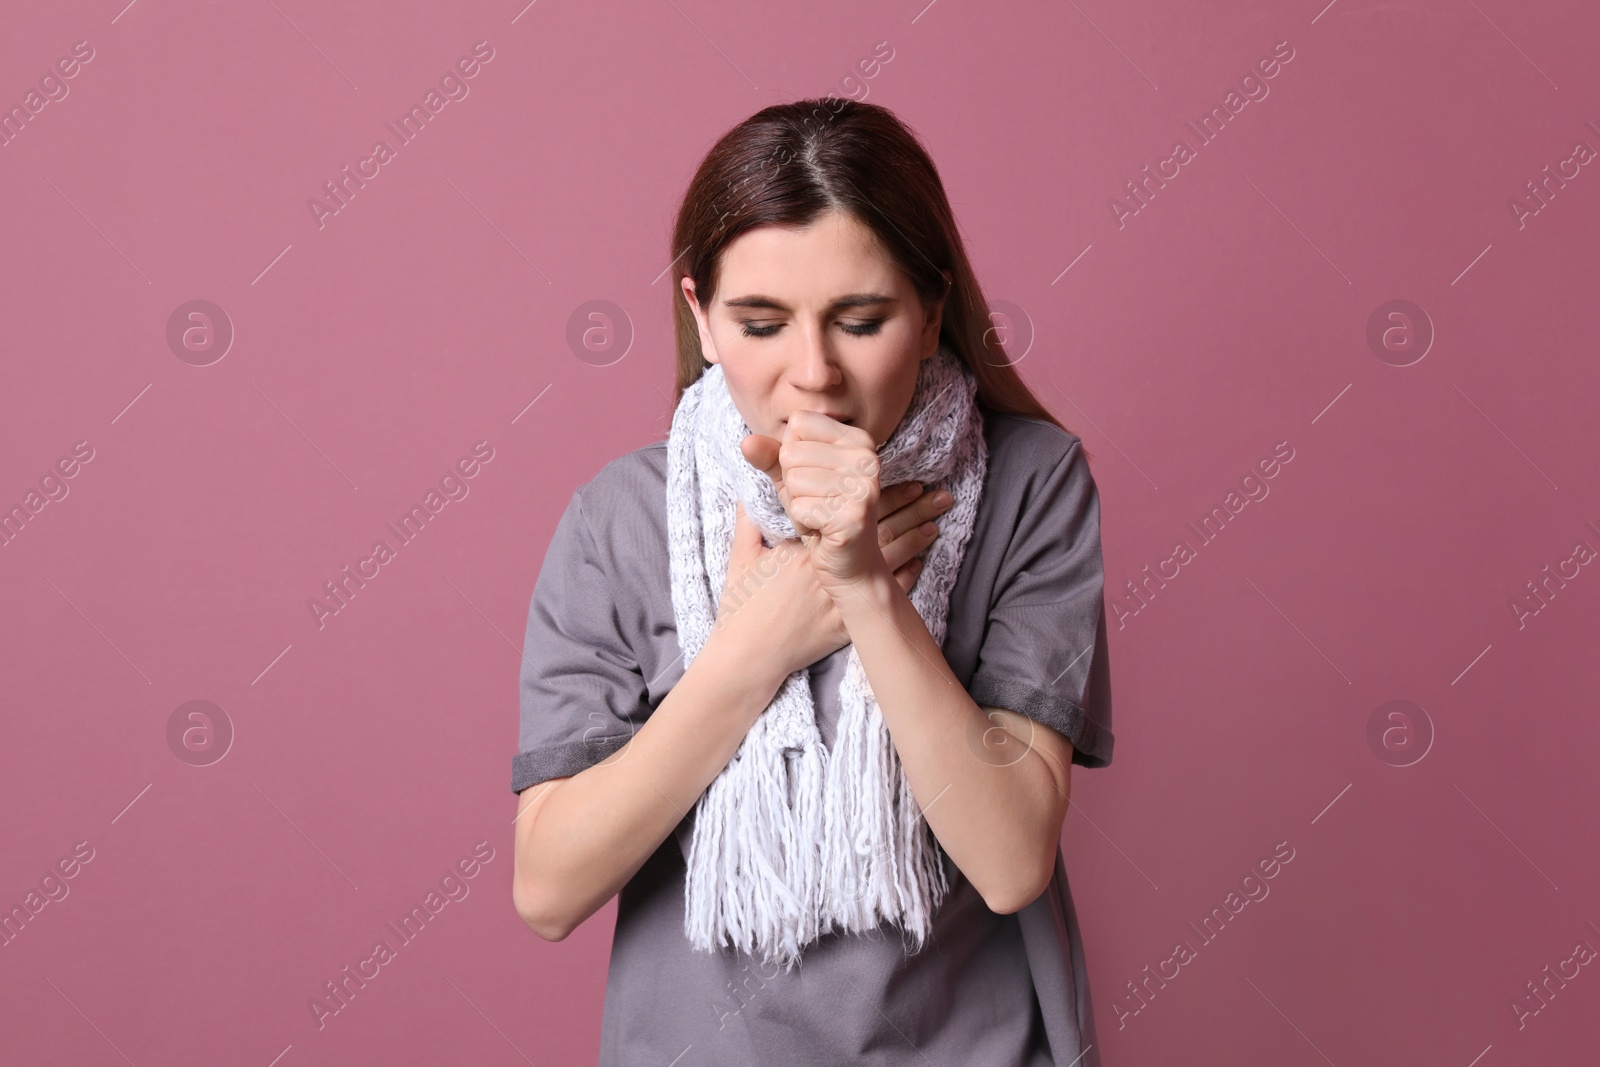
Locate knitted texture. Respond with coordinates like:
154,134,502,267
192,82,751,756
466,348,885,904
665,343,989,971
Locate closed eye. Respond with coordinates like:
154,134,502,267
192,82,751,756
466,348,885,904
738,320,885,339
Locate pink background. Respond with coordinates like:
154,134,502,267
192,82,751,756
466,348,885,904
3,0,1597,1063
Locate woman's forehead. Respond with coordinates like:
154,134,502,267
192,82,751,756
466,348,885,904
716,219,906,306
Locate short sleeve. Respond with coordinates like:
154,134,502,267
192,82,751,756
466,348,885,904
968,438,1114,769
509,488,652,794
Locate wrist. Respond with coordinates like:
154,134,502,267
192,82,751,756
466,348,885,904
825,558,902,626
698,621,791,702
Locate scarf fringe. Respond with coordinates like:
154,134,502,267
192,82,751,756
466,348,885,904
669,345,984,971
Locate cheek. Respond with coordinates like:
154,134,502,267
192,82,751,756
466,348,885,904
720,366,780,429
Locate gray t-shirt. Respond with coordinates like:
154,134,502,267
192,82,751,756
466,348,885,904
511,411,1115,1067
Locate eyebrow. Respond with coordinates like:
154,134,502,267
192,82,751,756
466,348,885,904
720,292,898,313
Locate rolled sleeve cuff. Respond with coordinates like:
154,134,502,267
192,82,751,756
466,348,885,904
510,734,630,794
968,672,1113,769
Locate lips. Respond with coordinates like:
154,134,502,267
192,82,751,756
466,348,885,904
783,412,853,425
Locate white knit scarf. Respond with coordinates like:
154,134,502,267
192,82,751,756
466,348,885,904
665,343,989,971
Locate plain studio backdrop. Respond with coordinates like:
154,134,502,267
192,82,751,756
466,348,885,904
1,0,1597,1063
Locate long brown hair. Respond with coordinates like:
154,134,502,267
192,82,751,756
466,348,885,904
668,97,1076,446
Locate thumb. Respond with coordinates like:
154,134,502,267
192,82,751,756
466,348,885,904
740,433,783,495
729,499,760,563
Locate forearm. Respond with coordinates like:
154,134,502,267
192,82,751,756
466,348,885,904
830,564,1068,913
514,633,784,940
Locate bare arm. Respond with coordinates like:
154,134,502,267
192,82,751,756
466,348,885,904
745,413,1077,914
512,484,944,941
832,566,1074,914
512,628,784,941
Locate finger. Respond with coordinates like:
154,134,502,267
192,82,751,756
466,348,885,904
891,556,925,594
782,464,880,506
728,500,760,564
740,433,784,494
778,440,881,486
879,480,924,514
881,519,941,571
878,485,952,547
782,410,871,445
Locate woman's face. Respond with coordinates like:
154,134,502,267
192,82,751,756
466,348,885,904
682,209,947,448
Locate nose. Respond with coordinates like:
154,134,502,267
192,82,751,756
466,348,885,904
787,333,842,392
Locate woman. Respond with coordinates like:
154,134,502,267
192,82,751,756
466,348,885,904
511,98,1115,1067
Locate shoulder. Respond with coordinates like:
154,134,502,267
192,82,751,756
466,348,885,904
572,440,668,510
564,440,669,565
980,411,1091,491
969,412,1101,563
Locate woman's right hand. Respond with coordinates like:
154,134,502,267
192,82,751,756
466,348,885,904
707,481,954,684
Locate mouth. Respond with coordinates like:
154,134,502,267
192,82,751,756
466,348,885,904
783,412,854,426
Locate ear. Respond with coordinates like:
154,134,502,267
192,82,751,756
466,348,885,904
921,271,951,359
681,277,721,365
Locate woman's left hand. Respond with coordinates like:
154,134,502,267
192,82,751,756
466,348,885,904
741,411,887,595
